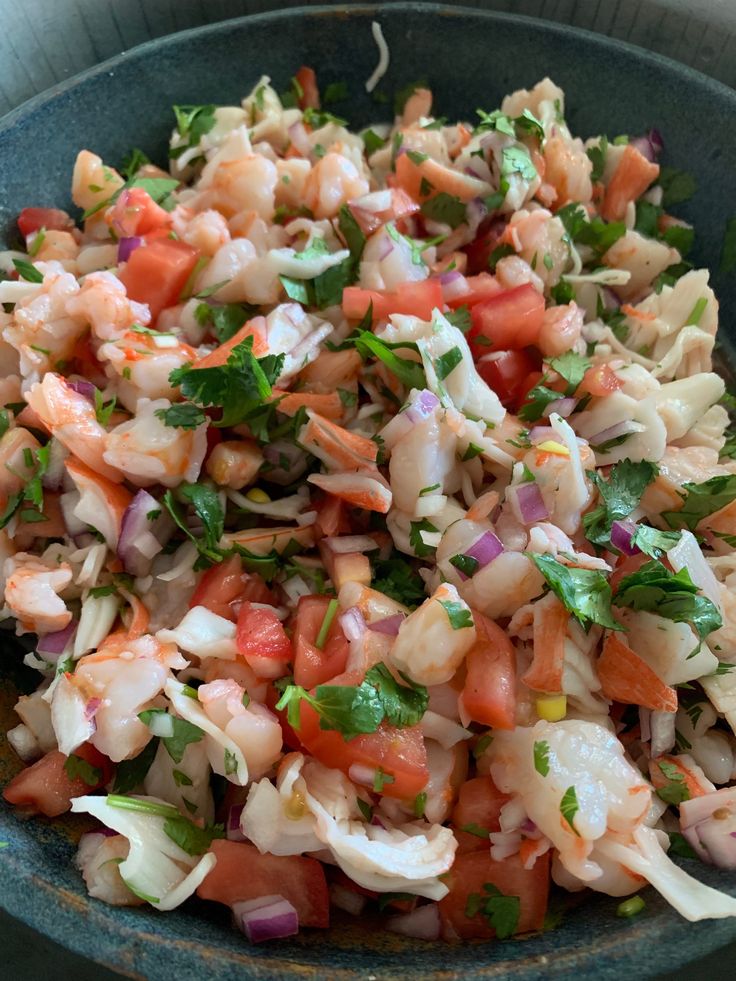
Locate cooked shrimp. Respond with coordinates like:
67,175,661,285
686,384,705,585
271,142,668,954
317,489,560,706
3,552,73,634
303,151,370,219
66,271,151,342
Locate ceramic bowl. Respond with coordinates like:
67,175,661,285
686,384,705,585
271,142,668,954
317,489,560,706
2,5,736,978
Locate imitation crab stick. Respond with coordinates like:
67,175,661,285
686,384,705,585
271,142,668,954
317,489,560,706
522,593,569,694
598,633,678,713
600,144,660,222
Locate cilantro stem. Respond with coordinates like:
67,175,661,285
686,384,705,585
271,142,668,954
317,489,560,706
315,598,339,650
106,794,181,819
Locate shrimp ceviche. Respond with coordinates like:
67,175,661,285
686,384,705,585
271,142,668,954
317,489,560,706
3,62,736,947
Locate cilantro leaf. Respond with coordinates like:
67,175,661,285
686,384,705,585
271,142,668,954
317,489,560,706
556,202,626,254
517,383,563,423
168,335,283,428
163,816,225,856
450,553,479,578
121,147,151,180
363,663,428,727
613,560,722,639
530,553,620,630
548,352,590,396
177,483,224,553
445,305,471,334
63,754,102,786
583,459,659,547
465,883,520,939
171,104,216,150
630,525,681,559
560,785,580,835
668,831,697,859
275,682,386,739
138,710,204,763
154,402,207,430
658,166,696,207
420,193,467,229
434,345,462,381
663,474,736,531
655,760,690,805
337,205,367,262
354,332,426,389
501,144,537,182
362,129,387,154
13,259,43,283
586,137,607,183
409,518,439,558
533,740,550,777
113,738,159,794
194,301,257,343
438,599,474,630
372,556,426,609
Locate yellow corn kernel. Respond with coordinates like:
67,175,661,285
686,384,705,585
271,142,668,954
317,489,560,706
536,440,569,457
536,694,567,722
246,487,270,503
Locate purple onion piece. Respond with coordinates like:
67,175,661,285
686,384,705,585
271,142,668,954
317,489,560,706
405,389,440,423
528,425,555,444
84,697,102,721
439,269,463,285
36,621,77,660
610,518,639,556
588,420,642,448
368,613,405,636
516,483,549,524
227,805,247,842
377,236,395,260
67,379,97,402
465,531,504,569
118,489,166,577
237,898,299,943
117,236,144,263
339,606,366,643
543,397,576,419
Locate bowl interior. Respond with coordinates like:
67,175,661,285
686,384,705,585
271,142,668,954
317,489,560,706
2,4,736,978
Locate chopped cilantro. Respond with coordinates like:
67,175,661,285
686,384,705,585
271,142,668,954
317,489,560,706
583,459,658,547
530,553,621,630
409,518,439,558
138,709,204,763
63,754,102,786
533,740,550,777
438,599,474,630
663,474,736,531
613,560,722,640
13,258,43,283
372,556,427,609
560,785,580,835
113,739,159,793
420,192,467,229
465,883,520,939
154,402,207,430
655,760,690,805
658,166,696,207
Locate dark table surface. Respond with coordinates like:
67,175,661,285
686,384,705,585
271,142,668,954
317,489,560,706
3,1,736,977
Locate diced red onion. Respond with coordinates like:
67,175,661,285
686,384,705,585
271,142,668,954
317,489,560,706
234,896,299,943
67,379,96,402
227,804,247,842
287,121,312,157
439,269,463,286
515,483,549,524
588,420,644,448
36,621,77,660
543,397,576,419
440,273,470,303
639,707,651,744
529,425,555,444
84,697,102,721
118,489,166,577
377,236,395,260
681,788,736,869
387,903,440,940
339,606,366,643
601,286,620,310
368,614,405,636
465,531,504,569
405,389,440,423
117,236,144,263
610,518,639,556
323,535,379,554
465,196,488,232
329,883,366,916
630,129,664,163
371,814,387,828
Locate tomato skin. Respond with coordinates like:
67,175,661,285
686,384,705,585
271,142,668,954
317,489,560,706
18,207,74,237
451,775,511,854
297,672,429,800
579,363,623,397
3,743,112,817
292,595,349,688
197,839,329,927
476,349,539,407
118,239,199,320
439,850,550,940
295,66,320,110
236,601,291,661
190,555,244,621
462,220,507,275
460,614,516,730
108,187,171,238
342,280,444,322
468,284,546,353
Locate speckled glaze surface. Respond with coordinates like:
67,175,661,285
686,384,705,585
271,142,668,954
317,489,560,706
2,5,736,979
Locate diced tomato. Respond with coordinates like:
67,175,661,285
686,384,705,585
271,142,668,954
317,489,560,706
197,840,329,927
462,221,508,275
118,238,200,320
17,207,74,237
3,743,113,818
313,493,351,538
451,775,511,853
236,601,291,661
190,555,244,621
446,272,503,310
579,363,623,397
476,349,539,408
295,66,320,110
460,614,516,730
108,187,172,238
240,573,277,605
293,595,349,688
342,279,444,322
439,851,550,940
297,673,428,800
468,284,546,353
